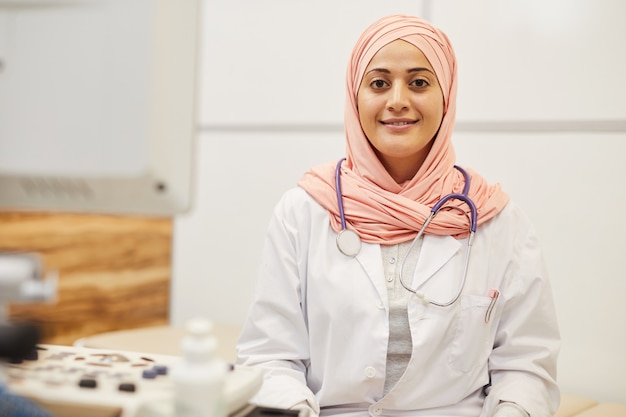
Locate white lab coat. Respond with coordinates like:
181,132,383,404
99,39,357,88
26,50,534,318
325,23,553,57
237,187,560,417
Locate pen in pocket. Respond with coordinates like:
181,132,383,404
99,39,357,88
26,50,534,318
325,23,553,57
485,288,500,323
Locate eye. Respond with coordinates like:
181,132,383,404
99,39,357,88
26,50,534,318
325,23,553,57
410,78,430,88
369,79,388,89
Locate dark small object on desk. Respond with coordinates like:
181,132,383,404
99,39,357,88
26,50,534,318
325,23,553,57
241,405,307,417
0,323,40,362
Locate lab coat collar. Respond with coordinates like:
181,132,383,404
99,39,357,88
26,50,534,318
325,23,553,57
353,235,461,308
354,243,387,307
412,235,462,289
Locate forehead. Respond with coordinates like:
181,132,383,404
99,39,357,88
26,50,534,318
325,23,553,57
364,39,434,73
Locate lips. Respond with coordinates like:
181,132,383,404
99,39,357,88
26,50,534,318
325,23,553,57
381,119,417,127
383,120,415,126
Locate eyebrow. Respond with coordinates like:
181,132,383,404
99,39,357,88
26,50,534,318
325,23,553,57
365,67,435,76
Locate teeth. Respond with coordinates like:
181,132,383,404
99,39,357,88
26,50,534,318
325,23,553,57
387,121,411,126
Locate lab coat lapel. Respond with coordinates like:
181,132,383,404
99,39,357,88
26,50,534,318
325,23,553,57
355,243,387,309
411,235,461,289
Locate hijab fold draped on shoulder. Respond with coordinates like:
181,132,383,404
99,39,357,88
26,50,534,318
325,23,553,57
298,14,509,244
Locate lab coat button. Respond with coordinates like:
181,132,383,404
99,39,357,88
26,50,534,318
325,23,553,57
364,366,376,378
376,301,384,309
371,406,382,415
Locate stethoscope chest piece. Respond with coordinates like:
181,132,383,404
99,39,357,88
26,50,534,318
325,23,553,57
336,228,361,257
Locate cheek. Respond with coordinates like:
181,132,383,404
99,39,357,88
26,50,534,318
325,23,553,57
420,95,445,125
435,94,445,123
432,104,444,125
358,112,375,141
437,104,445,126
357,97,377,130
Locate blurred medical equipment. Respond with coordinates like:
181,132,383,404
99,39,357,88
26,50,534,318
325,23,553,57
3,319,264,417
0,253,56,355
0,253,57,417
5,343,262,417
335,158,477,307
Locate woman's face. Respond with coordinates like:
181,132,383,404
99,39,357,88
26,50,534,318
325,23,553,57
357,39,444,183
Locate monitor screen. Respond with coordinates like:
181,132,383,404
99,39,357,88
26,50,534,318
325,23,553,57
0,0,200,216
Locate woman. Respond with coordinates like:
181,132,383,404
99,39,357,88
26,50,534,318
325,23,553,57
237,14,560,417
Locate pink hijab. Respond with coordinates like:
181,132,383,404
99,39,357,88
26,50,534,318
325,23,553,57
298,14,508,244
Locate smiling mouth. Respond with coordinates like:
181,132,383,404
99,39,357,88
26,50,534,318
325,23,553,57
381,120,417,126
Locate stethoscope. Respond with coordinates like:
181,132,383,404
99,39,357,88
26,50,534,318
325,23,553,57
335,158,478,307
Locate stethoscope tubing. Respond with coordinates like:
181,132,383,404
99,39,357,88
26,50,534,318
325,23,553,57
335,158,477,235
335,158,362,256
334,158,477,307
335,157,348,230
398,210,475,307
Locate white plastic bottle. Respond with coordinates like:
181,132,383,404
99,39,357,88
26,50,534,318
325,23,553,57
170,318,228,417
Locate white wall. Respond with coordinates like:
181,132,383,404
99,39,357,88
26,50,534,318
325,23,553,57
171,0,626,404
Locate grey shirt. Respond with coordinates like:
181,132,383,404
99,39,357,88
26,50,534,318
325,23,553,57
381,239,421,395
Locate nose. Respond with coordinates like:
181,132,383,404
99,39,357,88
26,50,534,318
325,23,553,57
387,84,409,112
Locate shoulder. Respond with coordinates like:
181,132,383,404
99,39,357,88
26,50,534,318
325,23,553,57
477,200,542,249
266,187,331,246
475,201,550,278
273,187,328,222
498,200,532,222
278,186,313,203
276,186,319,209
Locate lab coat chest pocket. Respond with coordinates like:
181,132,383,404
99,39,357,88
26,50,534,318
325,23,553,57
448,294,497,373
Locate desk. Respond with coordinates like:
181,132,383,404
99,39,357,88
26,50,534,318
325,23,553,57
74,324,242,364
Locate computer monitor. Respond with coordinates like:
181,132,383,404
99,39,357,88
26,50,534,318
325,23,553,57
0,0,200,216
